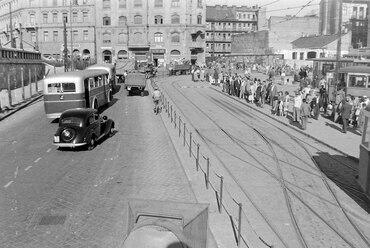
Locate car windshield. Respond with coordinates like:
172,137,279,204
60,117,83,127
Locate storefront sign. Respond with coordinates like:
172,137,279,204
151,49,166,54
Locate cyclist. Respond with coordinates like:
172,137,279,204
152,86,162,114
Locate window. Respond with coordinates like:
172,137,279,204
119,16,127,25
30,0,35,7
83,11,88,22
292,52,297,59
63,12,68,23
171,14,180,24
133,32,142,42
52,13,58,23
31,31,36,42
83,30,88,41
300,52,304,60
171,0,179,7
43,13,48,24
197,15,202,24
349,75,367,87
134,0,142,7
119,0,127,8
73,30,78,41
103,17,111,25
53,31,58,42
118,50,128,59
103,32,111,43
43,31,49,42
73,12,78,22
30,13,36,25
197,0,202,8
118,33,127,43
360,7,364,19
154,32,163,43
353,7,358,18
154,15,163,24
62,0,68,5
71,0,78,5
103,0,110,8
52,0,58,6
171,32,180,42
134,15,142,24
155,0,163,7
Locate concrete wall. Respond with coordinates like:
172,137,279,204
231,30,269,54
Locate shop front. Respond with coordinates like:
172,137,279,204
151,49,166,67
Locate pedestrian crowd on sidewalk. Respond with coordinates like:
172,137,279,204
189,62,370,134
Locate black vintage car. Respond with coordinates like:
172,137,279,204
53,108,115,150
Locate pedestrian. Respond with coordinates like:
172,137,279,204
340,97,353,133
283,91,290,117
293,91,302,122
300,98,311,130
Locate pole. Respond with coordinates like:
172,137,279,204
334,0,343,94
21,68,24,100
7,72,12,106
70,0,74,71
183,123,186,146
219,176,223,213
206,158,210,189
189,132,192,157
237,203,242,246
63,18,68,72
196,144,200,171
9,2,15,48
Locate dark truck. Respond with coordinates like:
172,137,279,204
168,64,191,76
125,71,147,97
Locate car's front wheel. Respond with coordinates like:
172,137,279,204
88,136,96,150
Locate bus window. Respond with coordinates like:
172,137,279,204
48,83,62,93
62,83,76,92
89,78,94,89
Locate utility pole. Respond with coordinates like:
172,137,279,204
70,0,74,71
334,0,343,94
9,2,15,48
63,18,68,72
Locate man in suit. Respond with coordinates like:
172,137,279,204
340,97,353,133
269,82,277,106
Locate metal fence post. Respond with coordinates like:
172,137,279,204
179,117,181,137
189,132,192,157
206,158,210,189
7,73,12,107
183,123,186,146
170,105,173,122
21,67,25,100
174,111,177,128
219,176,223,213
238,203,242,247
196,144,200,171
29,68,32,97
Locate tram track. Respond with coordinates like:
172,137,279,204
159,78,370,248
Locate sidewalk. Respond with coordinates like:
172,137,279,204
211,82,362,160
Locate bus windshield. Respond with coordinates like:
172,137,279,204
47,82,76,93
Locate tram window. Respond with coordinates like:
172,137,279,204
349,75,366,87
89,78,95,89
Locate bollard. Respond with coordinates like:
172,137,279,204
196,144,200,171
183,123,186,146
206,158,210,189
219,176,223,213
179,117,181,137
237,203,242,247
189,132,192,157
174,111,177,128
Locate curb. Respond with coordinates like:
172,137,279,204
210,85,360,164
0,93,43,121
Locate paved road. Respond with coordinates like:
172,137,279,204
157,75,370,248
0,84,206,247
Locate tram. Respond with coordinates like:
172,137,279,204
337,66,370,97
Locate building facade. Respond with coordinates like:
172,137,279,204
205,5,266,58
0,0,206,66
319,0,370,48
95,0,206,66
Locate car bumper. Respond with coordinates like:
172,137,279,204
54,142,86,148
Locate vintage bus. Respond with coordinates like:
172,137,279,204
86,63,116,93
43,69,111,119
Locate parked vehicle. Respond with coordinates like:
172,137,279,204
125,71,147,96
53,108,115,150
43,69,111,119
168,64,191,75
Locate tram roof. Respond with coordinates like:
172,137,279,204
311,57,353,62
339,66,370,74
45,69,108,80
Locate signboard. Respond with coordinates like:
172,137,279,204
151,49,166,54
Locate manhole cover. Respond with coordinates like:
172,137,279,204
38,215,66,226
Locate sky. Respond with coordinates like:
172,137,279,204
204,0,321,17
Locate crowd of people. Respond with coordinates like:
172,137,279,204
189,63,370,134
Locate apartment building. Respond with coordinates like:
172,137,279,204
205,4,266,58
0,0,206,66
